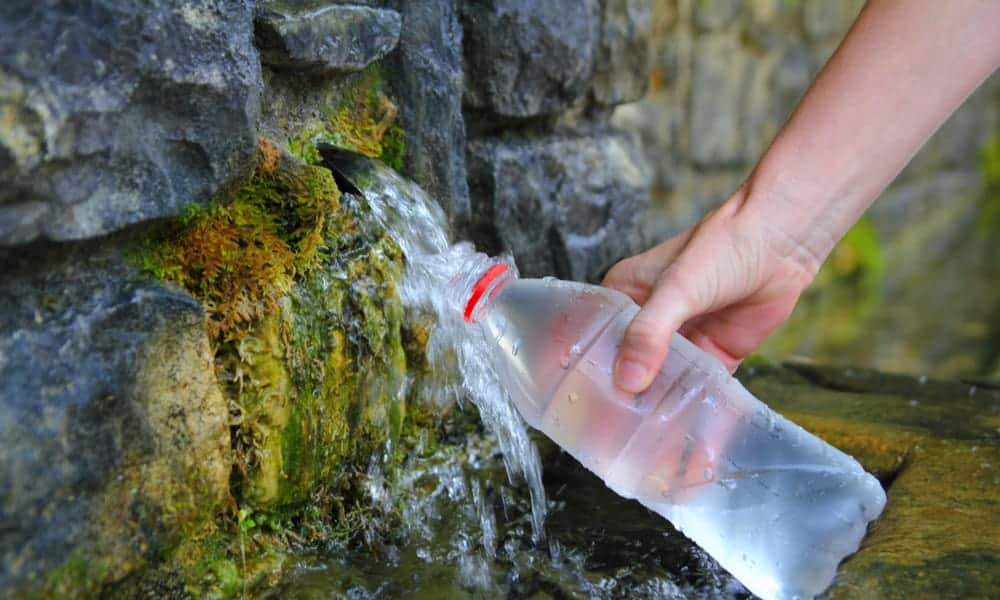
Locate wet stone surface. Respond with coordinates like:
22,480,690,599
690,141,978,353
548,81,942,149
742,363,1000,599
0,244,230,595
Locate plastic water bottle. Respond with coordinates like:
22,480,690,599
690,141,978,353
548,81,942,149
456,256,886,600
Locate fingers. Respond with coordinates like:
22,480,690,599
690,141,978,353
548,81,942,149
613,264,700,393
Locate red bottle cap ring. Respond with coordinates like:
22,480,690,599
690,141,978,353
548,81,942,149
463,263,509,323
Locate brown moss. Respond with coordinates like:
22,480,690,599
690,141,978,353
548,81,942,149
137,139,342,341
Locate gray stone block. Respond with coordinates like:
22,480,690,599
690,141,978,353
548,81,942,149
460,0,600,118
591,0,652,106
689,34,748,166
467,130,651,281
256,4,402,73
0,248,229,593
383,0,471,221
694,0,743,31
0,0,262,245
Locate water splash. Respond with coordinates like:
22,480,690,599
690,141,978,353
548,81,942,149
358,161,547,540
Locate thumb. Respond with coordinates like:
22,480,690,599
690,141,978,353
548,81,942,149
613,266,701,393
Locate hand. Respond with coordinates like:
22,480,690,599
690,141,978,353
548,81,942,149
602,188,816,392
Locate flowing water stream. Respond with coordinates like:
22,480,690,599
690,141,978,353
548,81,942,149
267,162,741,598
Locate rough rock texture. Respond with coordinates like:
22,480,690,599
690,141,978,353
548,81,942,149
742,364,1000,599
460,0,600,118
0,0,262,245
0,247,230,596
689,33,748,166
467,131,651,281
256,4,402,73
591,0,652,106
383,0,471,221
694,0,742,31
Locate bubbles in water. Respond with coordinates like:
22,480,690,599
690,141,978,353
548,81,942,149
703,467,714,481
512,339,520,356
559,353,571,369
918,375,928,384
570,343,582,355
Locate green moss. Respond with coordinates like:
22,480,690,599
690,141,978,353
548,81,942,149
136,139,341,342
129,137,423,597
977,132,1000,233
286,66,406,171
31,551,108,600
379,124,407,171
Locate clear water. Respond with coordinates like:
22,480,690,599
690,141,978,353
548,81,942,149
271,162,745,598
358,163,547,538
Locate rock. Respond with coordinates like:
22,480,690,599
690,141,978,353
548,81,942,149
689,33,748,166
591,0,652,106
802,0,863,40
0,0,262,245
771,46,811,122
255,4,402,73
382,0,471,221
741,364,1000,599
466,130,651,282
747,0,780,26
801,0,840,38
741,48,780,160
0,247,230,595
694,0,742,31
903,85,1000,177
459,0,600,118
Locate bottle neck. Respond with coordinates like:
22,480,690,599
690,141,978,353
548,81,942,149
461,258,516,323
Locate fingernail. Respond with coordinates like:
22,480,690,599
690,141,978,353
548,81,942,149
615,359,649,393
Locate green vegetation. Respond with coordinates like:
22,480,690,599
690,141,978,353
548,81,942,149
136,139,341,341
129,136,429,597
287,66,406,171
760,216,884,355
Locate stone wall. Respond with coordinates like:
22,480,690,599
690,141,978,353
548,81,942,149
615,0,999,253
1,0,997,596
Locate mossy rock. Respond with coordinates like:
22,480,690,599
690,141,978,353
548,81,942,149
124,137,415,596
740,364,1000,599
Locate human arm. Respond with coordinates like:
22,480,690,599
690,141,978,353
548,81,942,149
605,0,1000,393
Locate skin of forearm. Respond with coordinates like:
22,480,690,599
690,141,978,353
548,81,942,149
739,0,1000,278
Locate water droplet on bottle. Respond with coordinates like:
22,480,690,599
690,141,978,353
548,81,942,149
567,392,578,405
570,343,582,355
511,339,520,356
717,478,736,490
559,354,571,369
703,467,713,481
